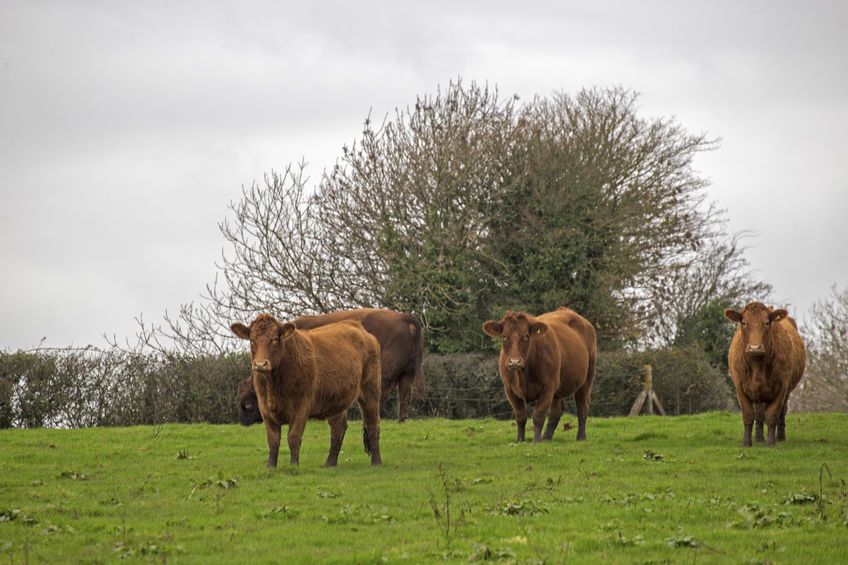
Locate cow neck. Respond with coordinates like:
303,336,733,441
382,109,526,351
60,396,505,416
743,345,774,384
270,331,316,392
513,345,538,398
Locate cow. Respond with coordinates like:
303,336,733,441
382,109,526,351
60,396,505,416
231,314,383,468
482,308,597,443
725,302,806,447
237,308,423,424
236,378,262,426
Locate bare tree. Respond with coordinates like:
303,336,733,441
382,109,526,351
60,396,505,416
792,286,848,412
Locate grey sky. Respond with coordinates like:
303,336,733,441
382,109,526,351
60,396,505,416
2,0,846,350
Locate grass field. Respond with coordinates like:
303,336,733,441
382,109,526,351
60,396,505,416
1,412,847,564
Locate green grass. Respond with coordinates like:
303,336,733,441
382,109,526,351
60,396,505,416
1,413,847,564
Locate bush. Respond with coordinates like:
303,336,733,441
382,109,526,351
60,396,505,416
592,346,735,416
0,348,249,428
0,344,733,428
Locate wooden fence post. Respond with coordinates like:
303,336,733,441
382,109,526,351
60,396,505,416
628,364,667,416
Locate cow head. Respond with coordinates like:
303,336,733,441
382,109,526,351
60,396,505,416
236,378,262,426
482,311,548,370
724,302,788,358
230,313,297,375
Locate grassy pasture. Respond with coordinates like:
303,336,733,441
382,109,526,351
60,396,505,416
1,412,847,564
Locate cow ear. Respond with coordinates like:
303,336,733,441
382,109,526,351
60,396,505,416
724,309,742,323
769,309,788,323
530,322,548,336
230,322,251,340
482,321,503,337
280,322,296,340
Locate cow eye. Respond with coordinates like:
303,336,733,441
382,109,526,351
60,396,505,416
741,321,747,327
523,335,529,341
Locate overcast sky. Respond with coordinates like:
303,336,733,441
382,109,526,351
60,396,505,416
1,0,846,350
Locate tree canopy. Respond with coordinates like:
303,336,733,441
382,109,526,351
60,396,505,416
140,81,769,355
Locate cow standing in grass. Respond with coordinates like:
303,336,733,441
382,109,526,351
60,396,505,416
483,308,597,443
237,309,423,424
231,314,383,468
725,302,806,447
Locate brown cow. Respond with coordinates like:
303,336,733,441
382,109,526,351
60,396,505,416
725,302,806,447
237,308,423,424
236,308,424,426
482,308,597,443
231,314,383,468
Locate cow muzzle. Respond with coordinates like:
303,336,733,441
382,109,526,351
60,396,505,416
745,344,765,356
252,359,272,373
506,358,524,370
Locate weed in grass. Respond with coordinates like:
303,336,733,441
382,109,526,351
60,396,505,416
175,449,197,460
427,463,455,545
642,450,664,461
666,534,699,548
733,503,798,529
782,490,818,505
258,505,300,520
318,490,341,499
188,473,238,498
467,543,516,561
57,470,89,481
489,499,549,517
0,509,37,525
609,531,646,547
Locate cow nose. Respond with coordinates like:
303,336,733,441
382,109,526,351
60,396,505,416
745,344,765,355
253,359,271,372
507,357,524,369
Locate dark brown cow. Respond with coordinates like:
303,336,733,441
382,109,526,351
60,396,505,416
482,308,597,443
237,308,423,424
725,302,806,447
231,314,382,468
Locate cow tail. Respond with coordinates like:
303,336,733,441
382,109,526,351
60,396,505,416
362,425,372,455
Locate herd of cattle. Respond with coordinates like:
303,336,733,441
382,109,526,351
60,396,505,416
231,302,806,468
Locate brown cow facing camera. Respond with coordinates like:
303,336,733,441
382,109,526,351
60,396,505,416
237,309,423,424
231,314,383,468
725,302,806,447
483,308,597,443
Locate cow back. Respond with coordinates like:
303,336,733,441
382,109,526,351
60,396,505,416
536,308,596,398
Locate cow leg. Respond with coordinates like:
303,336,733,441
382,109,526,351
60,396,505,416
733,383,755,447
397,374,414,423
531,391,556,443
777,396,789,442
754,403,766,444
574,381,592,441
263,419,282,468
359,365,383,466
324,413,348,468
287,408,309,465
542,397,564,441
379,380,394,419
764,388,787,447
504,386,527,442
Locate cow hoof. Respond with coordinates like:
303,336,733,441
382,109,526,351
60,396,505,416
371,458,383,466
576,434,586,441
